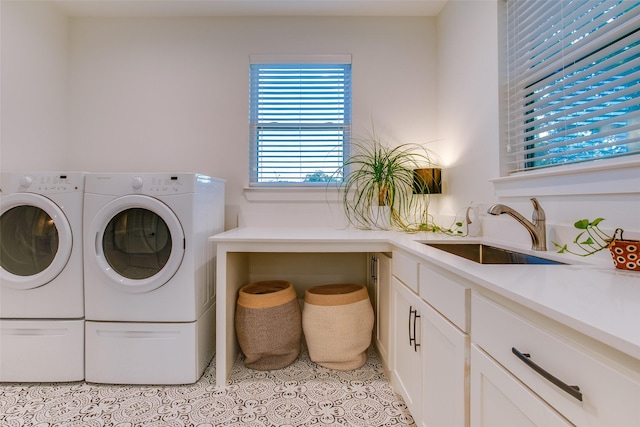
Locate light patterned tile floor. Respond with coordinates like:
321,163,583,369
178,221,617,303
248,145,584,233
0,347,415,426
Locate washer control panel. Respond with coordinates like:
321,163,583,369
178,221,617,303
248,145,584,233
3,173,84,193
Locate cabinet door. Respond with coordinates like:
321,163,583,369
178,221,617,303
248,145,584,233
470,345,573,427
370,252,391,368
391,277,423,422
421,301,469,427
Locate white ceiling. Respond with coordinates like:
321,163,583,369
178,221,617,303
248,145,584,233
50,0,449,17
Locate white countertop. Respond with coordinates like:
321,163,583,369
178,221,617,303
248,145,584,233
211,226,640,360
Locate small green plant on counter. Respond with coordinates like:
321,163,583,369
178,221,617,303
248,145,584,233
435,220,467,236
401,206,468,236
407,217,466,236
553,218,613,256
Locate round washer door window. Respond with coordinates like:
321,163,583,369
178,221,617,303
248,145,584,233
91,195,185,293
0,193,73,290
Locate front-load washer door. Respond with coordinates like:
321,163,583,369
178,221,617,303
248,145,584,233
89,195,185,293
0,194,73,290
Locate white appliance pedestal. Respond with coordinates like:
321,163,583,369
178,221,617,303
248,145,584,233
85,304,215,385
0,319,84,382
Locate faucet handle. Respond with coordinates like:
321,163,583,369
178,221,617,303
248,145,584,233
530,198,545,221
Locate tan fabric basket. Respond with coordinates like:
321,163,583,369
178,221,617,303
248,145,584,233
302,283,374,370
235,280,301,370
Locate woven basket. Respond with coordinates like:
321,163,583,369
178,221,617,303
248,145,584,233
302,283,374,370
235,280,301,370
608,229,640,271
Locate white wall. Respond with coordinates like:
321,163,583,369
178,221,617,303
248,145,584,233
2,1,637,245
1,0,69,171
436,0,639,253
434,0,499,216
67,16,437,228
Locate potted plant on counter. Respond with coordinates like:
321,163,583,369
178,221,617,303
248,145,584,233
335,127,438,230
553,218,639,271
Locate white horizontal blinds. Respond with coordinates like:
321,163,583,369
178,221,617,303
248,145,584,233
505,0,640,173
249,56,352,185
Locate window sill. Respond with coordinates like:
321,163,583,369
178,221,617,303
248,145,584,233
491,157,640,197
243,186,342,203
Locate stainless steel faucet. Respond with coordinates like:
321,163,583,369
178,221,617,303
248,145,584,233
487,198,547,251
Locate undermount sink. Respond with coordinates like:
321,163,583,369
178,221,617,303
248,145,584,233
423,243,566,265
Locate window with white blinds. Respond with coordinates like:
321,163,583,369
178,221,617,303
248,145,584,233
249,55,352,185
504,0,640,174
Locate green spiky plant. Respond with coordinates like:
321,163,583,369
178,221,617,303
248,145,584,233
553,218,614,256
335,128,438,230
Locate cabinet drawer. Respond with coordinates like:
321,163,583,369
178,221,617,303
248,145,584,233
470,345,572,427
419,264,469,332
472,293,640,427
392,251,419,293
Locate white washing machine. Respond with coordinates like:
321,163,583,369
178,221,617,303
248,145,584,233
0,172,85,382
83,173,224,384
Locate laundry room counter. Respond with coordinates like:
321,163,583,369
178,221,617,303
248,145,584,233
210,226,640,387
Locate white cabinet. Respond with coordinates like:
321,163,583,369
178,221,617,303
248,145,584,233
392,250,419,292
419,263,470,427
472,292,640,427
418,263,469,331
470,345,573,427
421,297,469,427
391,251,470,427
391,275,424,422
368,252,391,370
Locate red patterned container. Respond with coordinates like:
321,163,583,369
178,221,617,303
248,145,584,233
608,229,640,271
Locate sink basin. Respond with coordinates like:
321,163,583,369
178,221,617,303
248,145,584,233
424,243,565,265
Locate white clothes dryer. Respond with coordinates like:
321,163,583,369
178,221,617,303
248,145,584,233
0,172,85,382
83,173,224,384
